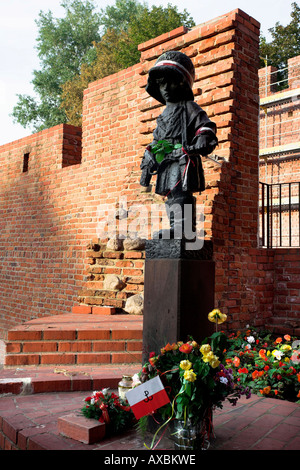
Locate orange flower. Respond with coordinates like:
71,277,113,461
262,386,271,395
284,335,291,341
259,349,267,359
233,356,240,367
252,370,264,379
297,373,300,383
275,337,282,344
149,356,157,366
297,391,300,398
179,343,193,354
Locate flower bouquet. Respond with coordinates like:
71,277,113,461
82,388,134,436
138,311,251,450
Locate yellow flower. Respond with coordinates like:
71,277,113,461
183,369,197,382
208,309,227,324
209,356,220,368
202,351,215,363
281,344,292,351
180,360,192,371
200,344,211,355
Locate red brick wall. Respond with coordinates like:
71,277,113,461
0,125,85,337
0,8,297,340
259,55,300,184
270,249,300,336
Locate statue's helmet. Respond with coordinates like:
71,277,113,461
146,50,195,104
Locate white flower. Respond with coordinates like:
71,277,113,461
132,373,141,387
272,350,284,360
102,388,110,395
220,377,228,384
247,336,255,344
90,398,95,405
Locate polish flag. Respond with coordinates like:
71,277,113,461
125,376,170,419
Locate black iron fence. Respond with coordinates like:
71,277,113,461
259,181,300,248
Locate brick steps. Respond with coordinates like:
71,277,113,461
4,314,143,368
0,364,140,395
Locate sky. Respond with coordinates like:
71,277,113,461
0,0,296,146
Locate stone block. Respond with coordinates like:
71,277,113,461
58,413,105,444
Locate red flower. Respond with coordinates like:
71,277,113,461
149,351,155,358
179,343,193,354
238,367,249,374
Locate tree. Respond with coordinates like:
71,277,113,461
259,2,300,87
12,0,102,132
12,0,194,130
61,1,195,126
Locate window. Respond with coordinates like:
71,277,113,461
23,153,29,172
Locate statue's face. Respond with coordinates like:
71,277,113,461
157,76,184,104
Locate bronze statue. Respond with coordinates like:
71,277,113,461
140,51,218,240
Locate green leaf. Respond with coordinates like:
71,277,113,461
155,152,164,163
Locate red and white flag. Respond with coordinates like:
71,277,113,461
125,376,170,419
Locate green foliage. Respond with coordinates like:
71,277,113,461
12,0,195,130
259,2,300,88
12,0,102,131
110,2,195,68
61,1,195,126
150,140,182,163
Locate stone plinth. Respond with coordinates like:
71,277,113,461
142,239,215,362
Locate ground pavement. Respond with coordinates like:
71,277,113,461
0,365,300,451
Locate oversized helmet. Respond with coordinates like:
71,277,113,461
146,50,195,104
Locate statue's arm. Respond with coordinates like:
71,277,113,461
140,142,158,187
187,124,218,156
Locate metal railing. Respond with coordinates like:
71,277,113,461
259,181,300,248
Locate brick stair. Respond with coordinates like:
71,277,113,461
4,313,143,368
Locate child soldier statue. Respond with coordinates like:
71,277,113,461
140,51,218,240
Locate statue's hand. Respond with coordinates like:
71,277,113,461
187,133,218,156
